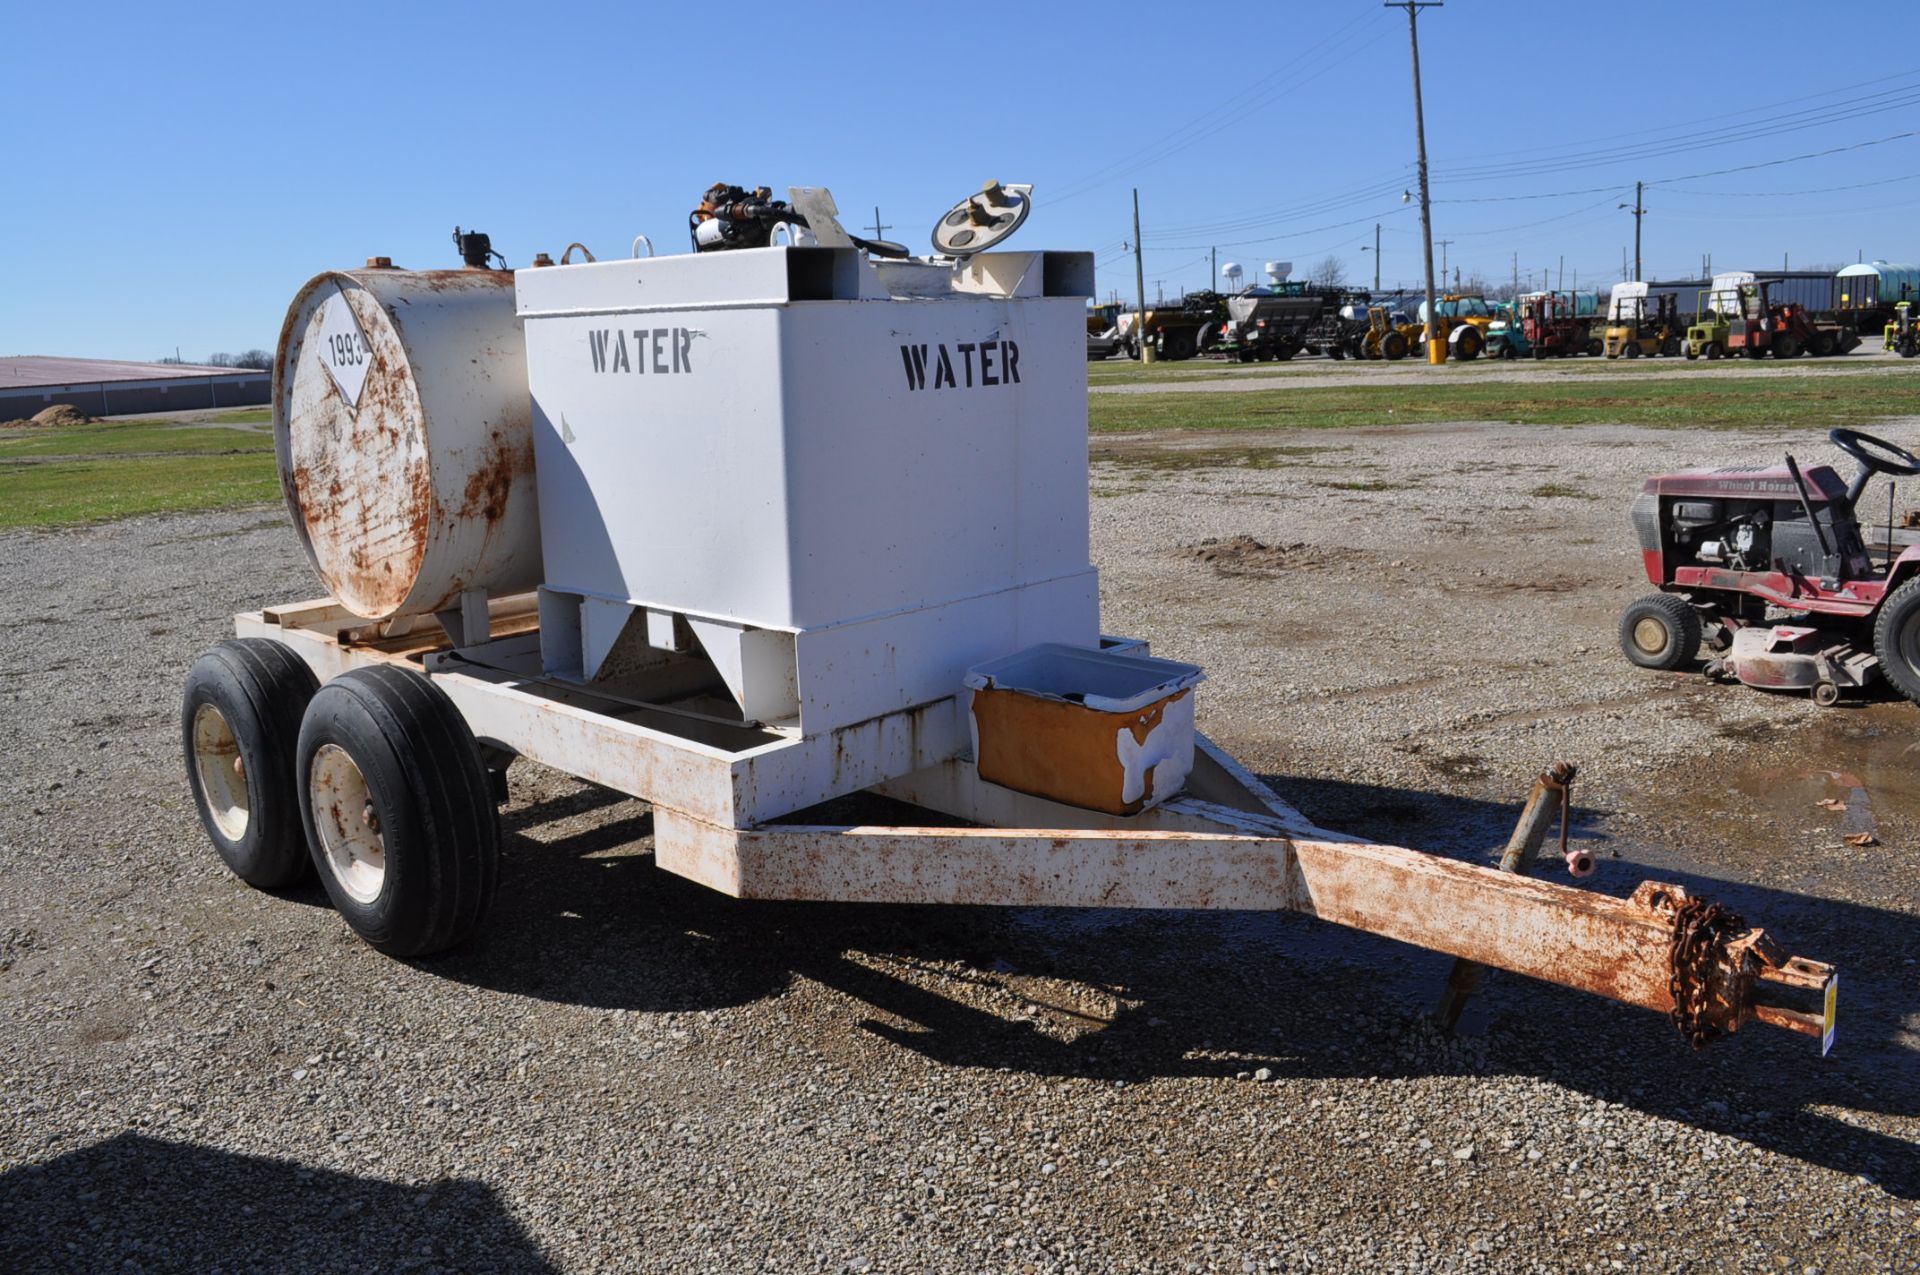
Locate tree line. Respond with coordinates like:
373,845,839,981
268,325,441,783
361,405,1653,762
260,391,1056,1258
156,350,272,370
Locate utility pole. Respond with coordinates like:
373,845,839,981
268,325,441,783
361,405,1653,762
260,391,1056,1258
1511,251,1518,297
1373,223,1382,290
1437,239,1454,288
1558,255,1564,290
1619,181,1645,282
1131,187,1149,362
1211,246,1217,294
867,207,891,242
1388,1,1445,363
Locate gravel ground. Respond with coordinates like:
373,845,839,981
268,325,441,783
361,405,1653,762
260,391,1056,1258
2,420,1917,1272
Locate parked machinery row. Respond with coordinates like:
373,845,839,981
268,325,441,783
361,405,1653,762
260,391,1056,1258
1093,259,1919,364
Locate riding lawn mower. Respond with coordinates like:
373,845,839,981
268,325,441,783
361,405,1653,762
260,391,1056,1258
1620,428,1920,706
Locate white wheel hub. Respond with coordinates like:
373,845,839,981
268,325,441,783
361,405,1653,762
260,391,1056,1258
309,744,386,904
192,704,249,841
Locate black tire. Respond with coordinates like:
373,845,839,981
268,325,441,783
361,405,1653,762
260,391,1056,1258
1454,327,1483,361
1618,594,1703,671
1704,342,1722,361
1382,332,1409,361
1873,577,1920,706
1685,344,1699,361
1623,342,1641,359
1812,331,1837,357
182,639,320,889
1586,338,1604,357
1774,335,1800,360
296,666,500,957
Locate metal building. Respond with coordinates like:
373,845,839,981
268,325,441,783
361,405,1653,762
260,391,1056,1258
0,356,271,419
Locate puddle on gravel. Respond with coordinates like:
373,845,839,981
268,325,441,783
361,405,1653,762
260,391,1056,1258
1622,700,1920,898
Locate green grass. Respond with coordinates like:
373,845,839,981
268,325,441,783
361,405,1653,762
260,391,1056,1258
0,454,281,530
0,421,272,458
1087,374,1920,433
0,411,278,528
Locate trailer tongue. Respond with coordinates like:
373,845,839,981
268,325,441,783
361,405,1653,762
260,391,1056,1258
187,182,1837,1054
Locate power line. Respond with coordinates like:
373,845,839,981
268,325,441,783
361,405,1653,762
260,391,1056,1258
1433,88,1920,183
1430,68,1920,171
1644,131,1920,187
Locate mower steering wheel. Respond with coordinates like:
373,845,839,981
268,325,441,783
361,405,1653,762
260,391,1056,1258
1829,428,1920,477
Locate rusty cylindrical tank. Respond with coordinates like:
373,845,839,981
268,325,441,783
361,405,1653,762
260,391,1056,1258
272,266,539,621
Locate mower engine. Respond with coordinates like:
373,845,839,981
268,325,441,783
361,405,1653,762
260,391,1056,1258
1620,428,1920,706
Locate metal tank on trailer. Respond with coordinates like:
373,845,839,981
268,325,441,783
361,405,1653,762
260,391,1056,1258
180,181,1842,1059
272,260,540,625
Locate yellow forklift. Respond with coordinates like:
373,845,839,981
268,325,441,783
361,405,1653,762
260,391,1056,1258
1604,289,1683,359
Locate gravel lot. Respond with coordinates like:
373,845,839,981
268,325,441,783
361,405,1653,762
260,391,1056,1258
2,419,1917,1272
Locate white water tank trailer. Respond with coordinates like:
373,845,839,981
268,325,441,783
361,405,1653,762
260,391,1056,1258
180,182,1838,1054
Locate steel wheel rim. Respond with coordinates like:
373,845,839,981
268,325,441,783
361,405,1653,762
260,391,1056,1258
1633,617,1671,657
310,743,386,904
192,704,249,840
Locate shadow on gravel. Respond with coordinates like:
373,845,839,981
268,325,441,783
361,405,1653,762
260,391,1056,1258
431,774,1918,1200
0,1132,554,1273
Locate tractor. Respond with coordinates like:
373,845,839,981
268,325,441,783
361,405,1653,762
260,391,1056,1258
1604,290,1682,359
1302,293,1374,360
1411,294,1493,361
1620,427,1920,706
1352,304,1411,360
1885,302,1920,358
1117,291,1226,361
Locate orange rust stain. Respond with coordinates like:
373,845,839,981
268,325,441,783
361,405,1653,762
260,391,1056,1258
458,428,532,525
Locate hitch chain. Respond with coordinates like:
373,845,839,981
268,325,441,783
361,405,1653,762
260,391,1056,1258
1667,895,1746,1049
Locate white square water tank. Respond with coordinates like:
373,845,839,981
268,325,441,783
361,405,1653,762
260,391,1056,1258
516,246,1102,734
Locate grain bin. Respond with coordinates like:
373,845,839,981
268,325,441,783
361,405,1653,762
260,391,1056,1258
272,266,540,621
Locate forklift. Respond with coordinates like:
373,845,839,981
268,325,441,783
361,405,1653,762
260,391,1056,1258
1886,301,1920,358
1604,292,1683,359
1723,280,1861,360
1519,292,1586,358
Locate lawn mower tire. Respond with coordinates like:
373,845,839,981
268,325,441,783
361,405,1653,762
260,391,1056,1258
1619,594,1703,671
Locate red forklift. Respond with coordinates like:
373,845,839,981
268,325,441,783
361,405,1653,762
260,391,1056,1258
1519,292,1586,358
1724,280,1861,360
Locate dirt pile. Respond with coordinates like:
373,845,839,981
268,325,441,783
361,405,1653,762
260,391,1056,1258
31,403,92,427
1187,534,1343,577
4,403,93,429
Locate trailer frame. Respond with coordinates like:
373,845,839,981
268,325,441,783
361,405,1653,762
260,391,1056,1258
230,596,1838,1053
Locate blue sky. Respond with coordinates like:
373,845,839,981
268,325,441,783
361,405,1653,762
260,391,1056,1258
8,0,1920,359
